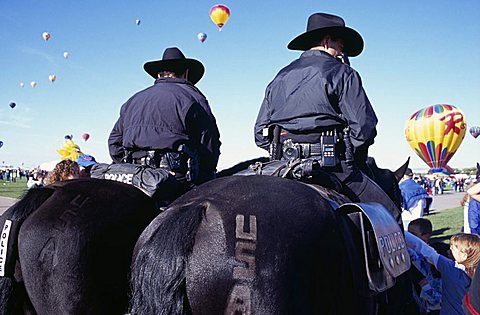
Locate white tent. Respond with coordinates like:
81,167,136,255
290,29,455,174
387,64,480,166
38,160,60,172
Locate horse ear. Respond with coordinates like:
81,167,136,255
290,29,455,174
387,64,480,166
393,157,410,182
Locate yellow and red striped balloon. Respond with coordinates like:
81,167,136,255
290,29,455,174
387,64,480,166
209,4,230,31
405,104,466,172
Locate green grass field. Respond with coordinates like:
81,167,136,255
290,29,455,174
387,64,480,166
0,177,28,199
0,178,466,243
427,206,464,244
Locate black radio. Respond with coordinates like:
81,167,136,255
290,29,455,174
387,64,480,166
320,130,337,167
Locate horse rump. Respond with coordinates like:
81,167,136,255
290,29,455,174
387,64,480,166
15,178,158,314
130,175,361,314
0,186,55,314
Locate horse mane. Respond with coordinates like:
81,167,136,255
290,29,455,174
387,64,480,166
0,186,55,314
129,201,207,315
476,162,480,181
216,157,269,178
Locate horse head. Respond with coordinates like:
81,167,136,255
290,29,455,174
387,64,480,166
476,162,480,182
366,156,410,210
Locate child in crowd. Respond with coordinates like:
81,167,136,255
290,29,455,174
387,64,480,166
408,218,442,314
405,231,480,315
43,159,80,185
76,154,97,178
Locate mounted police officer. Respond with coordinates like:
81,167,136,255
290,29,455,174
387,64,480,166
108,47,221,191
254,13,402,225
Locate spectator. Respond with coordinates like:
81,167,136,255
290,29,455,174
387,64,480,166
399,168,431,228
462,193,472,234
27,169,44,189
467,181,480,235
405,232,480,315
43,160,80,185
408,218,442,314
77,154,97,178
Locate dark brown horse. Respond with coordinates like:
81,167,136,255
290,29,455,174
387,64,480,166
0,178,158,314
129,159,419,314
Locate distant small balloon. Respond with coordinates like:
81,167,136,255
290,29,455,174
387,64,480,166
82,133,90,141
197,32,207,43
63,51,70,59
470,126,480,139
136,19,141,25
49,74,56,82
20,82,24,88
0,141,3,149
42,31,51,41
30,81,37,88
9,102,16,109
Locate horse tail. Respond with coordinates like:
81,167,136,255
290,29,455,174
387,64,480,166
129,202,206,315
0,187,55,314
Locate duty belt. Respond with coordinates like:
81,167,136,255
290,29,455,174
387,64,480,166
282,131,340,167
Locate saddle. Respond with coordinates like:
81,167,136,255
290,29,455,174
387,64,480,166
90,163,181,206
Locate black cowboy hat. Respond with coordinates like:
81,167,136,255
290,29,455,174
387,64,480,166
287,13,364,57
143,47,205,85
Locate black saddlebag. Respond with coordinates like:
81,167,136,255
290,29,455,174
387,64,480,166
336,202,410,295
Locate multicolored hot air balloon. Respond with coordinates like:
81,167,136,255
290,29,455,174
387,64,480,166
42,31,51,41
405,104,466,172
30,81,37,88
9,102,16,109
49,74,56,82
197,32,207,43
82,133,90,141
470,126,480,139
209,4,230,31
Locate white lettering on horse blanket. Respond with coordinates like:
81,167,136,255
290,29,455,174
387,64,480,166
0,220,13,276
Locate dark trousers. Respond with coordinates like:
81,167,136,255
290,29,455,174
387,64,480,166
330,160,403,227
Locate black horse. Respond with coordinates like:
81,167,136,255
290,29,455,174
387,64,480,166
0,178,158,314
129,159,418,314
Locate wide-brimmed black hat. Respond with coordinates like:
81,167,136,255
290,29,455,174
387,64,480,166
143,47,205,85
288,13,364,57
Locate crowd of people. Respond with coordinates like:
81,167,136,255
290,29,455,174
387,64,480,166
398,166,480,314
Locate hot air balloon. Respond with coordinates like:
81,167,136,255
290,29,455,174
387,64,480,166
82,133,90,141
63,51,70,59
209,4,230,31
470,126,480,139
9,102,16,109
405,104,466,172
49,74,56,82
20,82,24,88
0,141,3,149
42,31,51,41
197,32,207,43
136,19,141,26
30,81,37,88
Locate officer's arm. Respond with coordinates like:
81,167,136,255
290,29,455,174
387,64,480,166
108,119,124,163
254,91,272,150
338,71,378,150
185,103,221,172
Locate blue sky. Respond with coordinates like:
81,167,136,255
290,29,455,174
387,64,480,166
0,0,479,172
